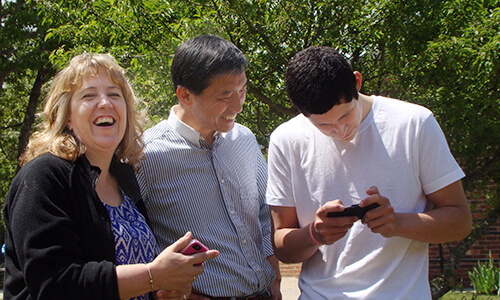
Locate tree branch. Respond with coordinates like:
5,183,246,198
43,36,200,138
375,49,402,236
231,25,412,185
0,123,23,130
464,149,500,185
226,0,288,66
247,85,297,118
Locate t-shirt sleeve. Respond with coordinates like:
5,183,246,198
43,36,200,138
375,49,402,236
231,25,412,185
266,129,296,207
418,114,465,195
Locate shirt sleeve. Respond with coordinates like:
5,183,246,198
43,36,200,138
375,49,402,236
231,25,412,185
418,114,465,195
266,129,296,207
256,149,274,257
136,164,149,204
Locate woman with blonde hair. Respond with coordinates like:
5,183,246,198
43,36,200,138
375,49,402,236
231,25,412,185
3,53,218,300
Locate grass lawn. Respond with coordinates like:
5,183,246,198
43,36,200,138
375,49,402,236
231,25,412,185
440,291,500,299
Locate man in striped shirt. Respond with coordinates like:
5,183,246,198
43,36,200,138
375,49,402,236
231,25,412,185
136,35,281,300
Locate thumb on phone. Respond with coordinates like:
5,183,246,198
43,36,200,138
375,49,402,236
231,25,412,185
171,231,193,253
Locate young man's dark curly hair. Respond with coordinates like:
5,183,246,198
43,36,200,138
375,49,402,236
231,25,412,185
286,46,358,116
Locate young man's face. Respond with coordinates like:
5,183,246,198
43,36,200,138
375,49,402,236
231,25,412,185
186,71,247,141
307,98,364,142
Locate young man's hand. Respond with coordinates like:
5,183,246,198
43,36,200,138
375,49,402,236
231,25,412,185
313,200,358,245
360,186,396,237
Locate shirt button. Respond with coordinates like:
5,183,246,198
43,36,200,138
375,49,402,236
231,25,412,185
242,239,247,244
221,179,225,184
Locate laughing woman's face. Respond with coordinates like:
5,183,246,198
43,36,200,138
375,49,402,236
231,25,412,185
67,70,127,162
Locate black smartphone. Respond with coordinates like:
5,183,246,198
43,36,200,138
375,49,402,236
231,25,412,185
327,203,380,219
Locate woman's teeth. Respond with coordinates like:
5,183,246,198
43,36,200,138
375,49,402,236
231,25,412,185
94,116,115,126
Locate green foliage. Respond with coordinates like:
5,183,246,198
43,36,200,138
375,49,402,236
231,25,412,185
189,0,372,146
1,1,500,295
440,291,500,299
403,0,500,206
0,0,58,213
0,70,37,203
468,253,500,295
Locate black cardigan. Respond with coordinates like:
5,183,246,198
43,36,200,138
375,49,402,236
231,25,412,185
3,153,148,300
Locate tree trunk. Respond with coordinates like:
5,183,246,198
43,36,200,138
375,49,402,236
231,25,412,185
16,67,50,166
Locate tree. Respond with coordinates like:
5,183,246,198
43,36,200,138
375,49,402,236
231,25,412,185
152,1,500,297
1,1,499,297
186,0,369,147
405,1,500,297
0,0,57,211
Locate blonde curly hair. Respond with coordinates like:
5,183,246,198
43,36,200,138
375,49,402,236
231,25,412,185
20,53,144,167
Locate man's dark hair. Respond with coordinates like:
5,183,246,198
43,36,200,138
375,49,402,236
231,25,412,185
285,46,358,116
171,35,248,95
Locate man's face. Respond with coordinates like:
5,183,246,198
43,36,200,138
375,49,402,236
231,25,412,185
187,71,247,141
307,99,363,142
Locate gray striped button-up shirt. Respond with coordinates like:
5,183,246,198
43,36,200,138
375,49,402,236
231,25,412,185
136,109,275,297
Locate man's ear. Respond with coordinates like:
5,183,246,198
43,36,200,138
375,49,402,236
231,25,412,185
354,71,363,92
176,86,193,106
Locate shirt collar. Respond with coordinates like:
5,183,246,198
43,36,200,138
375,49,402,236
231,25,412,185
167,105,222,148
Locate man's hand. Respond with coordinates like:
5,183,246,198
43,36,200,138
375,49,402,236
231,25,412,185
360,186,396,237
266,255,282,300
360,181,471,243
268,278,282,300
187,291,210,300
313,200,358,245
153,286,192,300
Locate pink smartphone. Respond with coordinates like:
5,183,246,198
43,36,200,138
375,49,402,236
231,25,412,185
181,239,209,255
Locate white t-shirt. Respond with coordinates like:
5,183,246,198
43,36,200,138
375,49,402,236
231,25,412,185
266,96,465,299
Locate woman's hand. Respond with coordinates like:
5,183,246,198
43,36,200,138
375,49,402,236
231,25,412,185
149,232,219,295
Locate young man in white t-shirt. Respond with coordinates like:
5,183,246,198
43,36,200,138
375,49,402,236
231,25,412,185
266,46,472,299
